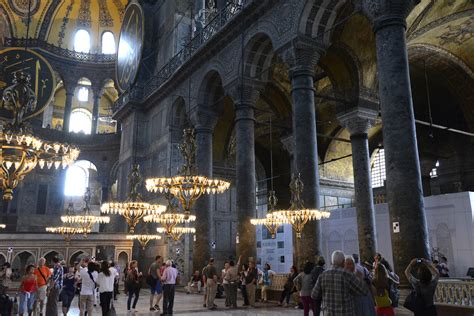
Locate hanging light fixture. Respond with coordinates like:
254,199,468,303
271,173,330,238
101,164,166,233
143,191,196,234
157,226,196,242
0,224,5,229
145,128,230,219
46,202,91,243
126,234,162,250
61,188,110,235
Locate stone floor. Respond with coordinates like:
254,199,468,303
54,288,413,316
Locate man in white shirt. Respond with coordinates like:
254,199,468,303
161,260,179,316
79,262,98,316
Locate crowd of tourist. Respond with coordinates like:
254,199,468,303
0,249,445,315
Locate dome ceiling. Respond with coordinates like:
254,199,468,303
0,0,127,51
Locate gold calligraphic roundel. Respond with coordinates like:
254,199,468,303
116,1,144,92
0,48,55,120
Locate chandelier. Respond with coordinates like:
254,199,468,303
271,173,330,238
145,128,230,219
101,164,166,233
0,224,5,229
251,190,287,239
126,234,162,249
46,226,91,243
143,192,195,234
157,226,196,242
61,188,110,234
0,72,80,200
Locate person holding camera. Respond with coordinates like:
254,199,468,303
404,258,439,316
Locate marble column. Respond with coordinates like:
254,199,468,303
91,89,102,134
190,110,217,271
338,108,378,264
63,87,74,133
364,0,430,274
227,82,259,262
282,39,323,265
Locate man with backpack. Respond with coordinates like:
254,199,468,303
34,258,51,316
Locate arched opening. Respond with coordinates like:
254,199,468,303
11,251,35,276
64,160,98,196
117,251,128,276
69,108,92,134
43,251,60,267
69,251,89,266
371,148,386,188
74,29,91,53
101,31,116,54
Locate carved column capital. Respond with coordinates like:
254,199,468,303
360,0,419,31
279,36,325,77
224,79,263,108
337,107,379,136
190,107,218,133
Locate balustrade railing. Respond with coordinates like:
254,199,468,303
435,278,474,307
115,0,247,111
4,38,116,63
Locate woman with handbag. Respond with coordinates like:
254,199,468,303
404,258,439,316
98,261,115,316
125,260,142,312
372,263,394,316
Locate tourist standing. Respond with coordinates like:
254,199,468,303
125,260,141,312
374,253,393,273
34,258,51,316
148,255,163,312
439,257,450,277
203,258,218,310
97,261,114,316
79,261,98,316
19,264,37,316
240,263,249,306
46,256,63,316
372,263,395,316
223,256,241,309
278,265,297,307
161,260,178,316
261,263,275,303
404,258,440,316
294,262,316,316
60,266,76,316
345,256,375,316
311,257,325,287
312,250,368,315
221,261,230,307
245,261,258,308
110,262,120,300
0,262,12,291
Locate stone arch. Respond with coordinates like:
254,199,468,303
298,0,349,46
117,251,129,270
42,250,62,267
69,250,89,265
242,33,276,81
169,96,187,128
11,251,36,274
327,231,342,258
196,70,225,113
343,229,358,256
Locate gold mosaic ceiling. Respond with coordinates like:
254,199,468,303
0,0,127,51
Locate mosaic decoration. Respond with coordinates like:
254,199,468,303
438,16,474,45
8,0,40,17
77,0,91,28
112,0,125,22
98,0,113,27
58,0,75,47
37,0,61,40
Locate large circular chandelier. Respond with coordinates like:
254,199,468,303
126,234,162,249
251,190,287,239
61,188,110,234
145,129,230,219
0,72,79,200
101,164,166,233
270,174,330,238
157,226,196,242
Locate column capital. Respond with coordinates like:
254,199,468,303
189,107,218,133
337,107,379,136
360,0,418,31
225,79,263,107
279,36,325,77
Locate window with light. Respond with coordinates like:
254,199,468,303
371,148,386,188
77,86,89,102
69,108,92,134
74,29,91,53
101,31,116,54
64,160,97,196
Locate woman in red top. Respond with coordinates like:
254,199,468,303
19,264,38,316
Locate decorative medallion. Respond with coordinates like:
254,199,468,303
98,0,113,27
77,0,91,28
116,2,144,92
8,0,40,17
0,48,55,120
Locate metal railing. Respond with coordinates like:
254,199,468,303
435,278,474,307
4,38,116,63
115,0,247,111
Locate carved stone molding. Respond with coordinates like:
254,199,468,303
224,79,263,107
189,107,218,132
278,36,325,76
337,107,379,136
360,0,418,30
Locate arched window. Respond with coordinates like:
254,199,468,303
69,108,92,134
77,86,89,102
371,148,386,188
101,31,116,54
64,160,97,196
74,29,91,53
